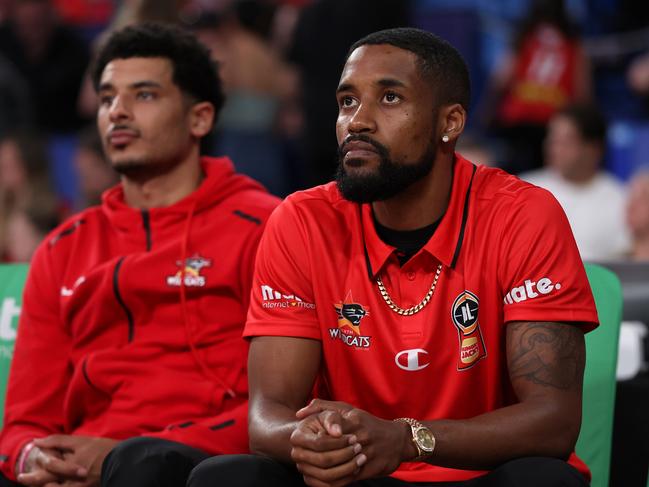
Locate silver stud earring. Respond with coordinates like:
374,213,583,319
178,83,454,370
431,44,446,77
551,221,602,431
442,135,450,143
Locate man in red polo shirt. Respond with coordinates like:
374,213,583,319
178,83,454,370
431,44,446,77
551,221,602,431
189,28,597,487
0,23,279,487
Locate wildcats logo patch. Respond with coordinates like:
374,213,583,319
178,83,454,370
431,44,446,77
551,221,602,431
330,291,371,349
166,254,211,287
451,291,487,370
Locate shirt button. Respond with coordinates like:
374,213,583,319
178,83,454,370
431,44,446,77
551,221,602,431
406,271,416,281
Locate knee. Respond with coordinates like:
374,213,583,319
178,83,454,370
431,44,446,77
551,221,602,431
103,437,165,470
188,455,287,487
487,457,588,487
101,437,189,485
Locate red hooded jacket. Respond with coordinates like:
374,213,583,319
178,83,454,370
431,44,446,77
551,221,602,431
0,157,280,480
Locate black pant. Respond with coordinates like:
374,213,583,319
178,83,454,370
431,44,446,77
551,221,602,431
101,437,210,487
0,473,18,487
187,455,589,487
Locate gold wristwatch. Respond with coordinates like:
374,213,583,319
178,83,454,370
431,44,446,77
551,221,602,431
394,417,436,460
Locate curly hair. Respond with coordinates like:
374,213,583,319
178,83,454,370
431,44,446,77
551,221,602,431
92,22,224,114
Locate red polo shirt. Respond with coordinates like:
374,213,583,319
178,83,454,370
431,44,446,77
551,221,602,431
245,154,598,483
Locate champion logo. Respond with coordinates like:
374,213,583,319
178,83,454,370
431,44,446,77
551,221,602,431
504,277,561,304
395,349,429,371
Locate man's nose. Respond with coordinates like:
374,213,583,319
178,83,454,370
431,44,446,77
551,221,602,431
347,102,376,134
108,96,132,122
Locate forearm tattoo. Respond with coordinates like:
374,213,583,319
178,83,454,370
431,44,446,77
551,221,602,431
507,322,585,390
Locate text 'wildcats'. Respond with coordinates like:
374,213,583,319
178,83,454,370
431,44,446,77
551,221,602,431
331,291,371,349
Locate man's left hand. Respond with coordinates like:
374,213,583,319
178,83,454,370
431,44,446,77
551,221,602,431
32,435,119,487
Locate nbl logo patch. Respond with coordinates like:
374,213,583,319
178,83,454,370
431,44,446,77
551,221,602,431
451,291,487,370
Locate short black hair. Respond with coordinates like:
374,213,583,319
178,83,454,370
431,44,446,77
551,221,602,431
347,27,471,111
92,22,224,114
558,103,607,144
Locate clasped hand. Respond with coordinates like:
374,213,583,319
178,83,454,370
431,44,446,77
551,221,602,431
17,435,118,487
289,399,413,487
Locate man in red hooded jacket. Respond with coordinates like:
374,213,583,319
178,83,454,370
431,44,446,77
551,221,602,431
0,23,280,487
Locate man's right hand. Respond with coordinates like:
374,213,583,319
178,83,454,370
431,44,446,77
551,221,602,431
16,443,87,487
290,410,366,487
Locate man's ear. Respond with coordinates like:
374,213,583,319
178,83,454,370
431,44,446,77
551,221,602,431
189,101,215,138
438,103,467,144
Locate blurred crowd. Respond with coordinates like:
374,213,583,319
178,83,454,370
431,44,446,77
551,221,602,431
1,0,649,263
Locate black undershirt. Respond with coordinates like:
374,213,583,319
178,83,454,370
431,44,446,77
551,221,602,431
373,214,441,266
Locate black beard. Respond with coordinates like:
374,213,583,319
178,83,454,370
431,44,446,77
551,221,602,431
111,158,148,176
111,157,179,183
335,135,436,203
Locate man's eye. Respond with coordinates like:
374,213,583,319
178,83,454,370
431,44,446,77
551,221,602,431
137,91,155,100
340,96,357,108
383,92,400,103
99,95,113,106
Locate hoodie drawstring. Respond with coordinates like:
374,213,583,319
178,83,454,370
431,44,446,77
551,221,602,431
179,199,236,398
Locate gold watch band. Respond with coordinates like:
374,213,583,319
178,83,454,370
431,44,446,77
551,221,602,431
393,417,435,460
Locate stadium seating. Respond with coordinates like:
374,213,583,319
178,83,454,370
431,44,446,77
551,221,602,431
0,264,28,423
576,263,623,487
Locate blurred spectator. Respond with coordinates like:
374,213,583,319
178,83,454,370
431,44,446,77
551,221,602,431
74,125,117,208
0,0,12,22
520,103,630,261
77,0,182,119
106,0,181,32
626,169,649,261
456,132,498,167
0,130,58,261
51,0,113,29
4,189,59,262
192,1,298,196
0,52,32,137
0,0,90,134
287,0,408,187
484,0,591,174
627,50,649,112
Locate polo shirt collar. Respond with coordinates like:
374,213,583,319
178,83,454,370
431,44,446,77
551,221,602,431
361,153,477,279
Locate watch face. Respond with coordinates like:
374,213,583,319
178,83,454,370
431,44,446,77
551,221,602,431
415,428,435,452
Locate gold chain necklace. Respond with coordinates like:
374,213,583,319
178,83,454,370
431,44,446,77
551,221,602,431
376,263,443,316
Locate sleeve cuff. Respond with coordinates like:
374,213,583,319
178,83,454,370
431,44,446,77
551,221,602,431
244,321,321,341
504,306,599,333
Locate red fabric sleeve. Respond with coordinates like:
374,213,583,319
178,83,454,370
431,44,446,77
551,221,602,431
0,243,72,480
498,187,598,329
144,399,249,455
236,217,267,316
244,198,320,340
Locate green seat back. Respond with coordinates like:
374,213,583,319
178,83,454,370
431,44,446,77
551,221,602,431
0,264,29,424
576,263,623,487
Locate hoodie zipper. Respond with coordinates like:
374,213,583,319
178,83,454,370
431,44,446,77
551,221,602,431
141,210,152,251
110,213,150,344
113,257,134,342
